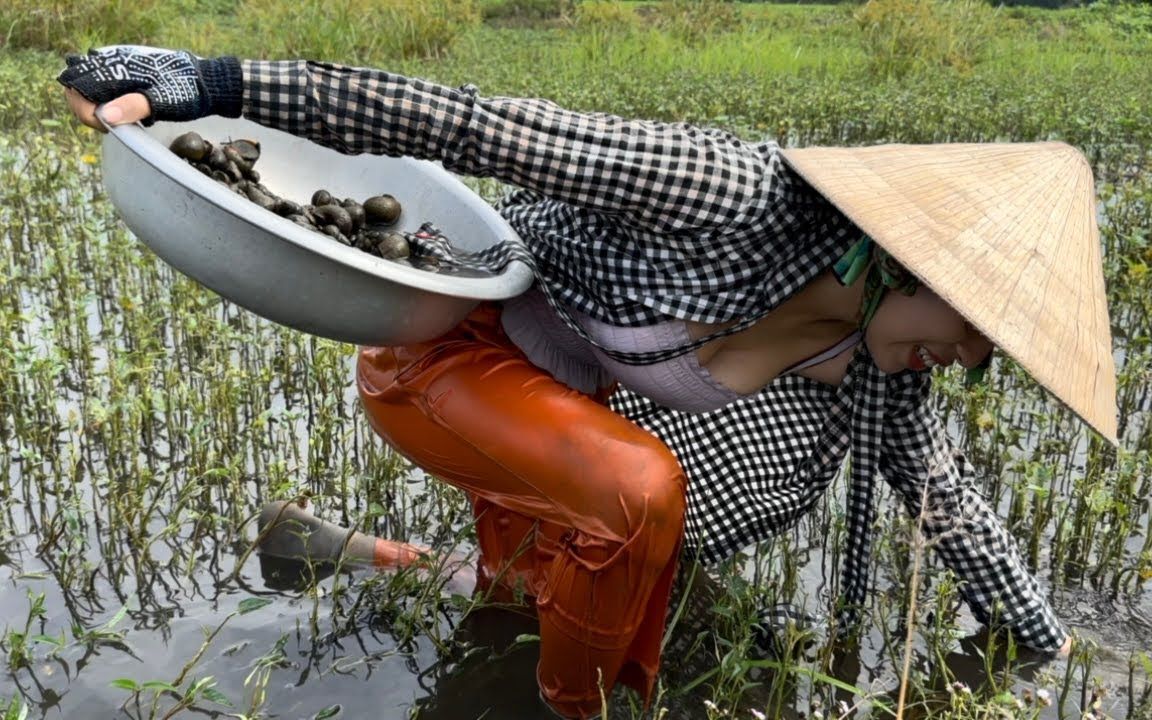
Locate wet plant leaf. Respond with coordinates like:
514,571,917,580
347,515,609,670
200,686,233,706
237,597,273,615
140,680,179,694
109,678,140,691
1138,651,1152,677
7,699,29,720
993,690,1016,706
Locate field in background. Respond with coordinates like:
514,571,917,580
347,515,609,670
1,1,1151,718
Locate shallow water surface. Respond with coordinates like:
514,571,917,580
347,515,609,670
2,138,1151,720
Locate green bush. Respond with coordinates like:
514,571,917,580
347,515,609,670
481,0,574,24
855,0,998,78
651,0,742,47
573,0,639,30
572,1,641,63
236,0,480,64
0,0,171,53
1086,0,1152,37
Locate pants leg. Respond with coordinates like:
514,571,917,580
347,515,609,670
357,303,686,719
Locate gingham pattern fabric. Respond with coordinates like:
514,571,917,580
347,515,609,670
239,60,1066,651
874,367,1066,648
612,361,1066,650
839,349,887,631
402,221,535,270
243,60,857,364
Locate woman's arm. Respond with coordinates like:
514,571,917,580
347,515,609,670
241,60,784,235
60,47,820,237
880,372,1070,653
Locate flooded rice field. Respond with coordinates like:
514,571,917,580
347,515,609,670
3,81,1152,720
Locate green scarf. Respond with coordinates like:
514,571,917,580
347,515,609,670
832,236,988,386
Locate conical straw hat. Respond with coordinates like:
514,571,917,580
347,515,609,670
781,142,1118,445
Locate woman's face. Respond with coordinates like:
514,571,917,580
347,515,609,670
864,285,994,375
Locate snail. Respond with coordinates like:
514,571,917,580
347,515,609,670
311,204,354,237
364,229,410,260
169,131,210,162
169,133,459,269
363,194,402,225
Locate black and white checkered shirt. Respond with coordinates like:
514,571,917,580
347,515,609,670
242,60,1067,651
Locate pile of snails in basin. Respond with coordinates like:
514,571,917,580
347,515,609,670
169,130,457,271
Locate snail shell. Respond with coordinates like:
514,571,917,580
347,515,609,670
170,132,210,162
363,195,402,225
364,229,409,259
224,138,261,164
312,204,353,236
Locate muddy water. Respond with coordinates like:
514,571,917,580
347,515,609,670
0,327,559,720
2,261,1150,719
1,547,445,719
2,149,1150,719
3,381,1149,720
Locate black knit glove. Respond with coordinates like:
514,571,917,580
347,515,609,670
57,45,243,125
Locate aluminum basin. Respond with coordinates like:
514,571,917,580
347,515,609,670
100,116,534,346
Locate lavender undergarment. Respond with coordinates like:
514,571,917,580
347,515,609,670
500,288,858,413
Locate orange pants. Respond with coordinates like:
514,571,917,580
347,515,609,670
356,303,686,719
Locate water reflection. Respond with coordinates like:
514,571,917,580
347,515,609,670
2,140,1150,717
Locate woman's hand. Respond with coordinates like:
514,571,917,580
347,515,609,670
58,46,243,130
63,87,151,132
1059,635,1073,657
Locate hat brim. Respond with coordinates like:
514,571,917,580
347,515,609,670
781,142,1118,445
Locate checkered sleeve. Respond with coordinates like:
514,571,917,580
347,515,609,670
240,60,787,234
880,372,1068,652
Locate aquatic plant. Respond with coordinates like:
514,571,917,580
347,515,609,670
1,4,1150,718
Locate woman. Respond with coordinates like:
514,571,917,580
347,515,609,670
60,46,1113,719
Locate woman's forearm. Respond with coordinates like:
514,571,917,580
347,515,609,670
882,375,1069,652
240,59,780,234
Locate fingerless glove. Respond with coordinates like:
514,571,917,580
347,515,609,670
58,45,243,125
